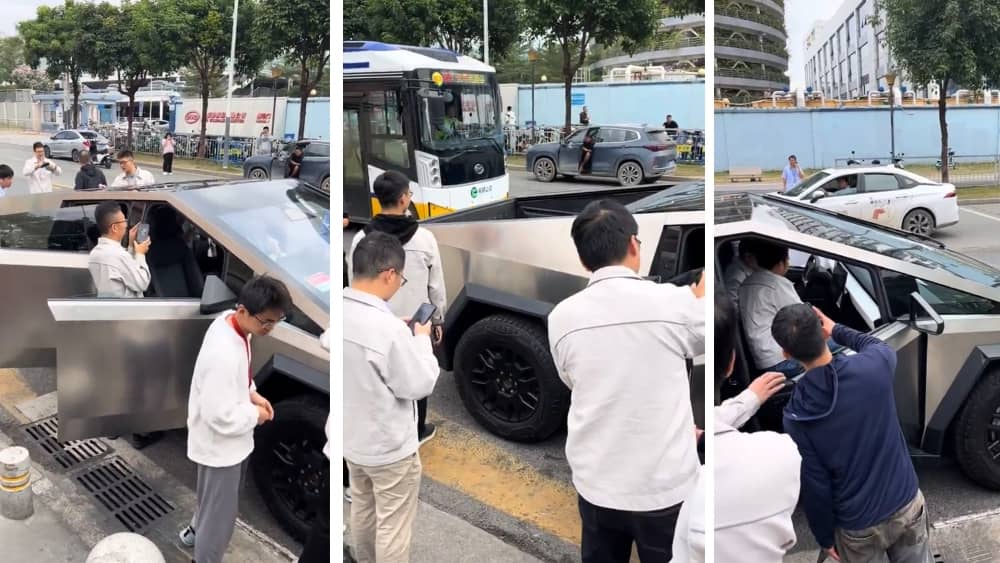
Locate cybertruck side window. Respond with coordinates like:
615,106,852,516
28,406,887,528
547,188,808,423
223,253,322,337
649,225,704,282
0,206,96,252
881,270,1000,317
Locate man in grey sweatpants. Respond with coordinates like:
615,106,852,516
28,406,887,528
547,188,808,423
179,276,291,562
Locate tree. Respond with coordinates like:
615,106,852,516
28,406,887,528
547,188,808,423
10,65,53,91
0,37,26,85
524,0,663,133
180,67,226,98
99,0,188,148
19,1,116,129
256,0,329,139
170,0,264,158
877,0,1000,182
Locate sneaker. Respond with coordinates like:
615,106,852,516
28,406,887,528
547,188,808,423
178,525,195,547
344,487,352,503
418,423,437,446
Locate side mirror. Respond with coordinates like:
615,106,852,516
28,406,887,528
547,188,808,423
810,189,828,203
200,274,237,315
909,291,944,335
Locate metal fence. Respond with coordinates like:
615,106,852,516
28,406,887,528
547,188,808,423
833,153,1000,187
96,127,262,164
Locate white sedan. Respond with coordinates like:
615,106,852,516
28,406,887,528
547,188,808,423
777,167,959,236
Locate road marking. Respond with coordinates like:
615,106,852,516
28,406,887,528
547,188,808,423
420,412,582,545
933,507,1000,529
960,207,1000,222
0,369,38,424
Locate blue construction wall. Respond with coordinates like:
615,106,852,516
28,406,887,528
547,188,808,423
716,106,1000,172
516,81,705,130
284,97,331,140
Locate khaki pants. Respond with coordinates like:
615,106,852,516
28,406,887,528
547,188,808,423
347,453,422,563
834,490,932,563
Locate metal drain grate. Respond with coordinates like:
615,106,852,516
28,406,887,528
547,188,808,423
22,417,109,469
76,457,174,533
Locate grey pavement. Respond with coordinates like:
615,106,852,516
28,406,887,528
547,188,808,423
0,493,89,563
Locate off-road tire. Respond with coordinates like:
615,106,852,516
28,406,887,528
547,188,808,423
953,368,1000,489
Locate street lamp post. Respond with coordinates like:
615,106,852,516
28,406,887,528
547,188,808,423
483,0,489,65
885,69,897,162
528,49,538,142
222,0,239,169
270,67,281,134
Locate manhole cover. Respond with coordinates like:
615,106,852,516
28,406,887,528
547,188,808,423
76,456,174,533
21,417,109,469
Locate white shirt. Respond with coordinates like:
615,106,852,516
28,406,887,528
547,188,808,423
187,312,259,467
22,157,61,194
548,266,705,511
739,269,802,369
87,237,151,298
349,227,447,324
111,167,155,189
723,258,754,309
504,111,516,126
343,288,440,466
672,389,800,563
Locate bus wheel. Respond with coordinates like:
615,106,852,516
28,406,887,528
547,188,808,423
251,394,329,541
454,314,569,442
533,157,557,182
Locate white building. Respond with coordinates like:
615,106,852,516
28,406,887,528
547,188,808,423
803,0,915,99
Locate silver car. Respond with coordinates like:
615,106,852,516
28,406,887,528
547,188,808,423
527,124,678,186
717,192,1000,489
43,129,111,162
0,179,330,540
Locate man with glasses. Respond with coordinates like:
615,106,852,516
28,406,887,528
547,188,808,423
22,141,61,194
344,232,439,562
111,150,155,190
547,199,706,562
349,170,446,447
179,275,286,563
88,201,151,298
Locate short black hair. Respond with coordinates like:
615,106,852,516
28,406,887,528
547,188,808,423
262,126,269,131
571,200,638,271
715,287,738,399
0,164,12,179
95,201,125,234
79,150,90,161
239,275,292,316
117,150,134,160
788,154,797,160
507,106,512,110
33,142,43,151
772,303,827,363
736,238,757,258
353,231,405,280
753,240,789,271
372,170,410,208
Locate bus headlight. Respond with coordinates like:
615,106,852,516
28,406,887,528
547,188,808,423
416,152,442,188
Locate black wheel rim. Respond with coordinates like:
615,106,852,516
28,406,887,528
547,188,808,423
986,405,1000,462
268,427,327,529
468,345,540,423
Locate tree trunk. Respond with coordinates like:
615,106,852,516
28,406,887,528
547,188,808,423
127,88,135,151
198,69,210,159
297,59,309,139
939,78,949,183
71,79,80,129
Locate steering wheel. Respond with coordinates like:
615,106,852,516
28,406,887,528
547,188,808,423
802,255,818,289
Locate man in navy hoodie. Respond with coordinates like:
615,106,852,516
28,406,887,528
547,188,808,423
773,304,930,563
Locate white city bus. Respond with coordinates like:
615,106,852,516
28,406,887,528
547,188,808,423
344,41,510,221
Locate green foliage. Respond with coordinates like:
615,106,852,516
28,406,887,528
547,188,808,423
0,37,25,85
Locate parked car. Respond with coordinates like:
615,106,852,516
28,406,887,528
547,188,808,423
244,139,330,193
717,191,1000,490
526,124,677,186
43,129,111,162
422,182,705,441
0,178,330,541
777,166,959,236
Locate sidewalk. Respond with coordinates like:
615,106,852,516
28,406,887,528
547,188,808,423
343,500,543,562
0,493,89,563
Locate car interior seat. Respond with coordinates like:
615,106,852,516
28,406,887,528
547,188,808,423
146,206,204,298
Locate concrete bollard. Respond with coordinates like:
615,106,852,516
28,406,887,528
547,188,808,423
0,446,33,520
86,532,166,563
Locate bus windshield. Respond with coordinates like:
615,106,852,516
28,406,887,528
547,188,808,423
418,81,501,151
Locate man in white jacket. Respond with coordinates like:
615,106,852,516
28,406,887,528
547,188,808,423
23,142,61,194
88,201,152,298
344,232,440,563
349,170,446,445
671,289,801,562
179,275,288,563
110,150,155,189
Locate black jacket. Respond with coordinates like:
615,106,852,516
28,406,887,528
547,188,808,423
75,164,107,190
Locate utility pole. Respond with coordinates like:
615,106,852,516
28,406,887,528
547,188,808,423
483,0,489,65
222,0,239,169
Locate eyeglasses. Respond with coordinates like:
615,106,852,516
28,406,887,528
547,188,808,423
382,268,408,286
118,159,134,167
253,314,286,328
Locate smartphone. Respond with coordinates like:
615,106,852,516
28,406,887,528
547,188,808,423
407,303,438,330
136,223,150,243
41,162,51,169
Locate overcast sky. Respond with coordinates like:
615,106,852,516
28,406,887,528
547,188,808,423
783,0,841,88
2,0,121,37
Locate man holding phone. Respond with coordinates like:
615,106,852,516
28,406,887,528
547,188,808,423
88,201,151,298
349,170,447,445
22,141,61,194
344,232,440,562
